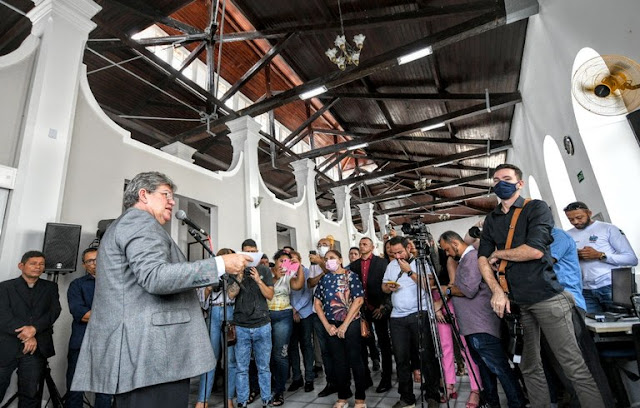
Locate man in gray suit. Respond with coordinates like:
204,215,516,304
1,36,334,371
71,172,251,408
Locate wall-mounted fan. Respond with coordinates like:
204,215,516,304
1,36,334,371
572,55,640,116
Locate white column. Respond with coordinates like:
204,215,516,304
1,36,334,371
291,159,319,245
227,116,263,247
376,214,390,237
331,185,356,246
0,0,101,276
160,141,197,163
358,203,376,238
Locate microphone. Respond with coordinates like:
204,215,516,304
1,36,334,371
175,210,208,235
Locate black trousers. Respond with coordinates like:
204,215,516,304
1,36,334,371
360,309,393,382
389,312,440,403
327,319,367,400
0,353,46,408
113,379,189,408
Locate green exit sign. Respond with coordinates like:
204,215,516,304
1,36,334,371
577,171,584,183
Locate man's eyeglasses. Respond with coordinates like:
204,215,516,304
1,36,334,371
83,259,97,265
155,190,174,201
563,202,589,211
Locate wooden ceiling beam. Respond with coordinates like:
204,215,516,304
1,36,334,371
393,136,504,144
188,9,509,132
349,173,489,206
319,141,511,191
0,17,30,54
319,91,518,101
220,33,297,103
312,128,373,138
108,0,202,36
380,191,491,215
213,1,496,43
130,41,206,115
94,23,231,116
275,92,520,165
282,99,340,148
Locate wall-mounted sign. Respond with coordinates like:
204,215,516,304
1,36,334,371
577,170,584,183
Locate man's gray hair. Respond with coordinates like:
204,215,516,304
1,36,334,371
123,172,176,209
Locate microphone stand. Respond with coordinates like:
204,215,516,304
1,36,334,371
188,227,240,407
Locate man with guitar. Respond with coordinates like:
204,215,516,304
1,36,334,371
477,164,604,408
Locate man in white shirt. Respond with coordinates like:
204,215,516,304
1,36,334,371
564,201,638,313
382,236,440,408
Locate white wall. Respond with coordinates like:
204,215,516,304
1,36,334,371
509,0,640,256
0,35,38,168
428,215,485,243
0,60,363,393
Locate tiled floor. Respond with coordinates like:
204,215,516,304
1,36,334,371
189,359,509,408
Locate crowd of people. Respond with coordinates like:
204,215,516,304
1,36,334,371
0,166,638,408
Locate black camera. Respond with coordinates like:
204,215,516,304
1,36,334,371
504,312,524,364
401,221,430,237
468,226,482,239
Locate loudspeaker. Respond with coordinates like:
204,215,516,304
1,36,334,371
43,223,82,274
627,109,640,147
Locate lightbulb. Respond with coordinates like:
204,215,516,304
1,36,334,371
353,34,366,49
325,48,338,61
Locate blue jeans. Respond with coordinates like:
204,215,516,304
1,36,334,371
289,314,315,383
583,285,612,313
270,309,293,395
466,333,526,408
198,305,236,403
236,323,272,404
65,348,112,408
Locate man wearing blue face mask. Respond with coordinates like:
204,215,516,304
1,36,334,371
477,164,604,408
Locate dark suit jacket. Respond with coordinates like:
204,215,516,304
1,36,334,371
349,255,390,311
0,276,61,364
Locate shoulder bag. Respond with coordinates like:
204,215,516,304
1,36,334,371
496,198,531,294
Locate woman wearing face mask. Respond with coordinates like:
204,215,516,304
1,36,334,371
267,250,305,406
314,250,367,408
307,236,340,396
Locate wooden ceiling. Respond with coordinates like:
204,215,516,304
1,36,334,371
0,0,533,231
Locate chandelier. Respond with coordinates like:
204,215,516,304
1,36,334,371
325,0,365,70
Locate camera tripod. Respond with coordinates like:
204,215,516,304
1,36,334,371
413,237,482,408
1,363,63,408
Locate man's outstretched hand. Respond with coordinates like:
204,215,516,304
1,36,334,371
221,254,253,274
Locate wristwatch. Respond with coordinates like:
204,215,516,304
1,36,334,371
446,287,452,297
406,270,414,277
599,252,607,261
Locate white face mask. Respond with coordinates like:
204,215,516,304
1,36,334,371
318,246,330,257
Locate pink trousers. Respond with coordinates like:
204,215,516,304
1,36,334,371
436,298,481,391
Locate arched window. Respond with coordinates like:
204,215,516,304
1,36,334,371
543,136,576,230
527,175,542,200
